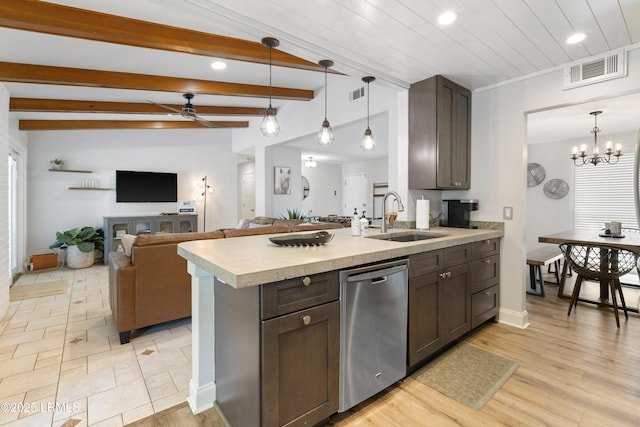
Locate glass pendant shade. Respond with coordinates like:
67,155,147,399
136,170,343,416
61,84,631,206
317,59,335,145
361,76,376,151
261,37,280,137
361,127,375,150
261,105,280,136
318,119,334,145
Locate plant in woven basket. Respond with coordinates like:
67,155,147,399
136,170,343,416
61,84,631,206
50,226,104,252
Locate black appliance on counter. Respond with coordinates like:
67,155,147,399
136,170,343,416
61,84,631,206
441,199,478,229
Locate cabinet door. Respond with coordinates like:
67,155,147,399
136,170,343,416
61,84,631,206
408,271,444,367
452,84,471,189
262,301,339,427
442,263,471,343
436,77,456,188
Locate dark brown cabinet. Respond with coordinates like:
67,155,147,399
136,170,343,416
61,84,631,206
262,301,339,427
409,75,471,190
408,245,471,367
408,239,499,368
214,272,339,427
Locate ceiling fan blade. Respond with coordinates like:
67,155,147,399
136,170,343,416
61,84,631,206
193,115,219,128
146,99,182,114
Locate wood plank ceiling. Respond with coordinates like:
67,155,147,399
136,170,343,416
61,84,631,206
1,0,639,132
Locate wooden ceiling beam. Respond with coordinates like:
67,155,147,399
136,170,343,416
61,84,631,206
19,120,249,131
0,62,314,101
10,98,267,116
0,0,330,72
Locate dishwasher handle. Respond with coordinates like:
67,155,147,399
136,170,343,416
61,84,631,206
345,263,407,283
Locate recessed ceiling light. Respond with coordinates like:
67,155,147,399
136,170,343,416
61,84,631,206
566,33,586,44
210,61,227,70
438,11,457,26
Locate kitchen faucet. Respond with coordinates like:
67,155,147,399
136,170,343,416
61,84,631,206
381,191,405,233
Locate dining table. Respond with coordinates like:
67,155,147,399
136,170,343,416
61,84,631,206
538,229,640,300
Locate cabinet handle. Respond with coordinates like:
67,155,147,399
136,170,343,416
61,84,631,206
302,277,311,286
302,315,311,325
447,271,452,278
484,259,491,264
484,291,491,296
484,240,491,245
439,272,447,279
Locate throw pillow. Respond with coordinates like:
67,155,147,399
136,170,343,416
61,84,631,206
236,218,251,229
120,234,137,257
248,222,268,229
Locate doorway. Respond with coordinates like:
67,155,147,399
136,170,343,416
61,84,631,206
344,173,368,216
242,171,256,219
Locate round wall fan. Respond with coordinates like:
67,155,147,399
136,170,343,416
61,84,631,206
527,163,546,187
543,179,569,199
149,93,218,128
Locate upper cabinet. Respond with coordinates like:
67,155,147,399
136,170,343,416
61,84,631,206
409,75,471,190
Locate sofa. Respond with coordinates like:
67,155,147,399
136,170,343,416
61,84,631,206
109,218,342,344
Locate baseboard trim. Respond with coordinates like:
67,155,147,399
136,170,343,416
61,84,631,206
498,307,529,329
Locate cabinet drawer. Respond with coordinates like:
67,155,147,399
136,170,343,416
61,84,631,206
472,238,499,258
471,285,499,329
261,271,339,320
409,249,444,278
444,244,471,267
470,254,500,294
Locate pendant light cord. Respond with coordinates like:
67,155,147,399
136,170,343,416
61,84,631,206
366,80,370,128
268,44,273,108
324,66,328,120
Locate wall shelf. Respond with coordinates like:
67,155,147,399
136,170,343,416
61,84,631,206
49,168,92,173
68,187,111,191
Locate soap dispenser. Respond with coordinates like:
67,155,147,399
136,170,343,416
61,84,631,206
359,211,369,237
351,208,360,236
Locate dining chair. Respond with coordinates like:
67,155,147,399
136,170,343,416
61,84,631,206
559,243,638,327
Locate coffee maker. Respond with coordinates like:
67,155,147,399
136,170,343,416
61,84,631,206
441,199,479,229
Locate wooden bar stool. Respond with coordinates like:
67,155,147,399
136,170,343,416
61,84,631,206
559,243,638,327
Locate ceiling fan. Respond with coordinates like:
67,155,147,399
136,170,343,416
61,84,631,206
150,93,218,128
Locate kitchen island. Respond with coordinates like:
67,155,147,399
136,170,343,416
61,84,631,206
177,226,503,425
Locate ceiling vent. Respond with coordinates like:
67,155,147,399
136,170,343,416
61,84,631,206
349,86,365,101
563,49,626,90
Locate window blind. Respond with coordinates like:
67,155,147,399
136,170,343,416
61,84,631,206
574,151,638,230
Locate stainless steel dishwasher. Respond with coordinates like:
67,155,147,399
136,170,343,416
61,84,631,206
339,258,408,412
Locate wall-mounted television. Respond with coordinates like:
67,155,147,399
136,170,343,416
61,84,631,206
116,170,178,203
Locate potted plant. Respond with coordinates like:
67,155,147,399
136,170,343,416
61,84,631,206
50,158,64,170
280,208,306,220
50,226,104,269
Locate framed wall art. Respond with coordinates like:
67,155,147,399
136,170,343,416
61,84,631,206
274,166,291,195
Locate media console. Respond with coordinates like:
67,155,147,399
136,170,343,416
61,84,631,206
103,214,197,264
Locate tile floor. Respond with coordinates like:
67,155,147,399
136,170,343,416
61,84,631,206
1,265,192,426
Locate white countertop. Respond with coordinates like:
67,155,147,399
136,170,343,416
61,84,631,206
177,226,503,289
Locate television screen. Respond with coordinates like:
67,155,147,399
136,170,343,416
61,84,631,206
116,170,178,203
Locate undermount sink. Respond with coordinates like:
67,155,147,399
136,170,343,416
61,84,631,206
367,230,448,242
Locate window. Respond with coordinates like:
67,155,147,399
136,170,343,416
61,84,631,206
574,149,638,230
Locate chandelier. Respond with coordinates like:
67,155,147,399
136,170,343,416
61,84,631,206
571,111,622,166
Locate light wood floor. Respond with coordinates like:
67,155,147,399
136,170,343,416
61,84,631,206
127,288,640,426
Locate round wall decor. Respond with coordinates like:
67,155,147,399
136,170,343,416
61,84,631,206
527,163,546,187
543,179,569,199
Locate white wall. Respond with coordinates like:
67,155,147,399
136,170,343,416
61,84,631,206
265,145,302,218
0,84,9,318
459,45,640,328
300,161,342,217
26,129,239,254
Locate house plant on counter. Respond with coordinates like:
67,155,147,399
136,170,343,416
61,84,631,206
50,227,104,269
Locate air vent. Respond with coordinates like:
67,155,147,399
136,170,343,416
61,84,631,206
349,86,365,101
563,49,626,90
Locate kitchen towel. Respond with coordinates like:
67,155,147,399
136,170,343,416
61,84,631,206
416,199,430,230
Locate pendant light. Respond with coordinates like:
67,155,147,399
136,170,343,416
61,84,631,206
260,37,280,137
317,59,335,145
361,76,376,151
